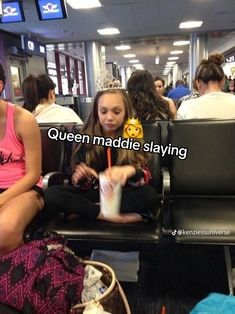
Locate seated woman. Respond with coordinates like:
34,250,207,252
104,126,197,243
154,75,177,115
177,53,235,119
0,64,44,256
127,70,175,121
22,74,83,124
44,87,158,223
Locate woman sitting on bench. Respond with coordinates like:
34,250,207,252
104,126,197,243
44,87,158,223
0,64,44,256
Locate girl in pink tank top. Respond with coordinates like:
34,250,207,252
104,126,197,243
0,64,44,257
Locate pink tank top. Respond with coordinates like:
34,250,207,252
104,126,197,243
0,103,42,189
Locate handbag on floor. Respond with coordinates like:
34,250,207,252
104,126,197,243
71,260,131,314
0,235,85,314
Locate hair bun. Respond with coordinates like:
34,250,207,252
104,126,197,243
208,53,224,66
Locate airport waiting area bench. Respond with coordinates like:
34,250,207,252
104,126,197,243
23,119,235,295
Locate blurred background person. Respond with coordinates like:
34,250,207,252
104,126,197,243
229,78,235,94
167,79,191,101
22,74,83,124
177,53,235,119
178,79,200,109
154,75,177,115
127,70,175,121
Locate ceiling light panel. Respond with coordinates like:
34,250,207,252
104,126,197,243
66,0,102,9
179,21,203,29
129,60,140,63
115,45,131,50
168,57,179,60
97,28,120,35
170,50,183,54
173,40,190,46
123,54,136,58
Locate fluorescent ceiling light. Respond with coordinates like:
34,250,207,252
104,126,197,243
168,57,179,60
115,45,131,50
155,56,160,65
129,60,140,63
173,40,190,46
170,50,183,55
123,54,136,58
66,0,102,9
179,21,203,29
97,28,120,35
167,61,176,65
133,64,144,68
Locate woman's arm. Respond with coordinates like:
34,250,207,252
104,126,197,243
104,164,151,187
104,165,136,186
167,98,177,118
71,162,98,185
71,145,98,185
0,108,42,207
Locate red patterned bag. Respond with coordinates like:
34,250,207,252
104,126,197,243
0,235,85,314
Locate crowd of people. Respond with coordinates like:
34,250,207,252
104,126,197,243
1,52,235,255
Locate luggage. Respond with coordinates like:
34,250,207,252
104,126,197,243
0,234,131,314
0,235,85,314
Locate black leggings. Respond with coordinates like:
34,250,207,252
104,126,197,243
44,185,159,220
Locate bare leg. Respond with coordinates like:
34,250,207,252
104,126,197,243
0,190,44,256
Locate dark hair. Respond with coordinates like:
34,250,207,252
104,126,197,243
71,88,148,169
154,76,165,86
22,75,38,112
175,79,184,87
22,74,56,112
0,64,6,96
195,53,224,84
127,70,174,120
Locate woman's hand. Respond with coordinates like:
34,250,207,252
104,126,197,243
104,165,136,186
71,163,98,185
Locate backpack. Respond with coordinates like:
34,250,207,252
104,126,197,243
0,235,85,314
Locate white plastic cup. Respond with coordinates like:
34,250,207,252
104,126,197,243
99,172,121,217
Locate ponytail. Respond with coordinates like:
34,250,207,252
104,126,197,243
22,75,39,112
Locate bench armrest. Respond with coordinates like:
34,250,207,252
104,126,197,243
42,172,69,190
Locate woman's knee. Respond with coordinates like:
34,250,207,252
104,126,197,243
0,220,22,254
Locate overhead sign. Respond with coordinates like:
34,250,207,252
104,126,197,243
1,1,25,23
35,0,67,20
22,35,46,57
226,56,235,63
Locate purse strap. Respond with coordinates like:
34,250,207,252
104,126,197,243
71,260,131,314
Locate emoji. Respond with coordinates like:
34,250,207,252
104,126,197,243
123,117,143,139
